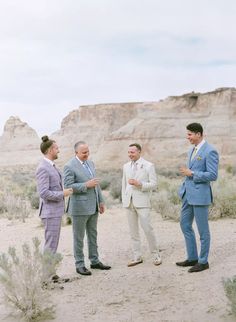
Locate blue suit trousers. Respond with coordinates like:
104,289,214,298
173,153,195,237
72,213,99,268
180,194,210,264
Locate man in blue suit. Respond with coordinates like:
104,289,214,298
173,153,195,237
64,141,111,276
176,123,219,273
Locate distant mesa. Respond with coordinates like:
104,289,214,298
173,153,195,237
0,87,235,168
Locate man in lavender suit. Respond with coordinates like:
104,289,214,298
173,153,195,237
36,136,73,256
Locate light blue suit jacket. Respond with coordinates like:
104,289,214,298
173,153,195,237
179,142,219,206
63,157,104,216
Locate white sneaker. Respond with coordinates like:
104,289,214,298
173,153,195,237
153,254,162,266
127,257,143,267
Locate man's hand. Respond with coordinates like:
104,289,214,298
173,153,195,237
86,178,100,188
128,179,142,187
63,188,73,197
180,167,193,177
99,203,105,214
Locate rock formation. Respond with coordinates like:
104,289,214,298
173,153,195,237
0,88,235,169
0,116,40,165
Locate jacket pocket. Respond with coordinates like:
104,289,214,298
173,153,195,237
75,195,88,201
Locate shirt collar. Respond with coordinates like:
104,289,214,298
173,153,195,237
195,139,205,152
76,156,85,164
44,157,54,166
131,157,142,164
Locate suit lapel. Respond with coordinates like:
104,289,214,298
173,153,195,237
75,158,94,179
189,142,207,168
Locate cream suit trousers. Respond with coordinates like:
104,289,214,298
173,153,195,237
126,201,159,260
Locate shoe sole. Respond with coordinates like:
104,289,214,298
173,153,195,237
154,260,162,266
127,260,143,267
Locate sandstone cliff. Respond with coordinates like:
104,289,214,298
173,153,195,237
0,88,235,169
0,116,40,165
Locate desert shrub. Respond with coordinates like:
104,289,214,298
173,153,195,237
151,176,181,221
152,190,181,221
0,192,7,214
157,168,181,179
29,192,40,209
223,276,236,317
0,237,62,322
0,167,39,217
225,164,236,176
99,179,111,190
154,172,236,221
4,194,31,222
97,169,122,200
210,175,236,219
110,180,122,200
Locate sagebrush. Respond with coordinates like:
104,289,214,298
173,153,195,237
223,276,236,316
0,237,62,321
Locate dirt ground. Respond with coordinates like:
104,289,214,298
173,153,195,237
0,207,236,322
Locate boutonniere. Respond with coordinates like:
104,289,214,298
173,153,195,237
140,164,144,169
196,156,202,160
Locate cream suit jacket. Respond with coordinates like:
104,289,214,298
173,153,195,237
122,157,157,208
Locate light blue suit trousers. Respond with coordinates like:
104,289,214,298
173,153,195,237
180,194,210,264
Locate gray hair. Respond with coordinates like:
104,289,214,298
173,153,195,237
74,141,86,152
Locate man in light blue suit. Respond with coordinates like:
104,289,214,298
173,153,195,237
176,123,219,273
64,141,111,276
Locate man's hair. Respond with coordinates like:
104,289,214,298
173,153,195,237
74,141,86,152
129,143,142,152
186,123,203,135
40,135,55,154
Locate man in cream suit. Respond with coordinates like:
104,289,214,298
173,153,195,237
122,143,162,267
177,123,219,273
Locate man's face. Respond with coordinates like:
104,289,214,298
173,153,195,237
76,144,90,161
128,146,141,161
187,130,202,145
49,143,59,160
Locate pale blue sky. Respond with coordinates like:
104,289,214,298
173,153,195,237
0,0,235,136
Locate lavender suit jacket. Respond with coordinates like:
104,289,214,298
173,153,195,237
36,159,65,219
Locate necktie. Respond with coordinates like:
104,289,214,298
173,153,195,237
53,163,60,175
191,147,197,161
83,161,93,178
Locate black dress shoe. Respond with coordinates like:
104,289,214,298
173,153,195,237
188,262,209,273
76,267,92,276
51,274,70,283
90,262,111,270
176,259,198,267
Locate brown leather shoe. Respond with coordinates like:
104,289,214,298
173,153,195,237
176,259,198,267
188,262,209,273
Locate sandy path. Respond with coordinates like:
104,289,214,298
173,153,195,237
0,208,235,322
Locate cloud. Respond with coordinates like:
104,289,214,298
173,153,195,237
0,0,235,135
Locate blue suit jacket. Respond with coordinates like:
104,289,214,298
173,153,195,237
63,157,104,216
179,142,219,206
